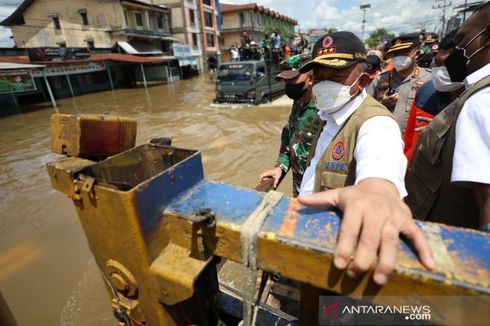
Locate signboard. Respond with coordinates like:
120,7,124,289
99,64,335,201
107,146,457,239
172,44,199,66
27,47,90,62
31,62,106,77
0,69,36,94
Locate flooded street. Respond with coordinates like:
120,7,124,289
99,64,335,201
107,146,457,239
0,76,293,325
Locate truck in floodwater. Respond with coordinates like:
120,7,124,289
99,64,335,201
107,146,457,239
214,61,285,105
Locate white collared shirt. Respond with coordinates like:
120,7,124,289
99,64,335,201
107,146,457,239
299,89,408,197
452,63,490,184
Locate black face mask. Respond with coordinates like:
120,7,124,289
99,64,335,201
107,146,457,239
444,48,468,83
445,28,488,82
285,82,307,100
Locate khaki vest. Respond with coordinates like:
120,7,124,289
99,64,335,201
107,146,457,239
309,95,394,192
405,75,490,229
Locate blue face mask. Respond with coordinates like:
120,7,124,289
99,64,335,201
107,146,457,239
445,28,488,82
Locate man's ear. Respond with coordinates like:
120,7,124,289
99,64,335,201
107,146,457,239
306,70,314,86
358,72,370,89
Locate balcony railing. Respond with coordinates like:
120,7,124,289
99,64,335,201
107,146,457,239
111,27,172,39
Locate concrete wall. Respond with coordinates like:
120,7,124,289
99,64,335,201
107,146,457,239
222,11,239,29
11,0,125,48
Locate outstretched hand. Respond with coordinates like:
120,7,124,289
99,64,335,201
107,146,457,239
297,178,435,285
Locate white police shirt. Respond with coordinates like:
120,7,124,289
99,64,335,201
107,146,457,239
452,63,490,184
299,89,408,198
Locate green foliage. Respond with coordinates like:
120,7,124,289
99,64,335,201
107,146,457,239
365,28,395,48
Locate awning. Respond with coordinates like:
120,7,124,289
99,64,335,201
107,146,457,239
90,53,175,63
161,36,180,42
178,58,197,66
117,41,163,55
0,62,45,69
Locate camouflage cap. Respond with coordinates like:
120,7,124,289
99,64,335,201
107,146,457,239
276,54,311,80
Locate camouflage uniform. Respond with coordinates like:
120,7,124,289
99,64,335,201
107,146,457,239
274,100,320,197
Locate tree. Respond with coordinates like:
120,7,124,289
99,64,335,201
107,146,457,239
365,28,395,48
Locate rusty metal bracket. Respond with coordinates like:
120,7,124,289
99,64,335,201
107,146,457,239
181,207,217,228
149,243,212,305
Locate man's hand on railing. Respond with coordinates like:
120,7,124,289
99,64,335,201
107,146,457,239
298,178,436,286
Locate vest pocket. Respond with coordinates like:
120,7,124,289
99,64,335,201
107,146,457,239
320,171,347,191
405,116,451,219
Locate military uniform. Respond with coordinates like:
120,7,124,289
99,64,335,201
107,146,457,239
370,33,432,131
264,54,319,197
275,100,320,197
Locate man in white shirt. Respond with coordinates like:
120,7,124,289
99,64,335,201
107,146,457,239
405,2,490,230
296,32,434,286
231,44,240,62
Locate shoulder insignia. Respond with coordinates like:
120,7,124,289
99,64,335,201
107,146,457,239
416,79,425,86
413,67,420,77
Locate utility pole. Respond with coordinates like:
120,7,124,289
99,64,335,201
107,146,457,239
360,4,371,40
463,0,468,21
432,0,452,38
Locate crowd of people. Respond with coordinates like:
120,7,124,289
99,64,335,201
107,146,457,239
229,30,308,63
259,2,490,286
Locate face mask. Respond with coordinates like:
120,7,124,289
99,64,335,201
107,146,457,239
285,81,307,100
431,66,463,92
313,73,364,114
392,55,413,71
445,28,488,82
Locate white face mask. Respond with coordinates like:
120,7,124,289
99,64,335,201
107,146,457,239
313,73,364,114
392,55,413,71
431,66,463,92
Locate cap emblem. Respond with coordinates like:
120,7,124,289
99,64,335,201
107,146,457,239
395,39,402,45
323,36,334,48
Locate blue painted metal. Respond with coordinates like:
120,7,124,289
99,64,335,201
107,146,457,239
51,143,490,324
166,179,490,293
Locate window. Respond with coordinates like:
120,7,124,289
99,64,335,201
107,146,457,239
87,40,95,49
204,12,213,27
206,33,215,47
52,17,61,30
123,11,129,26
135,12,143,27
191,33,198,47
157,16,163,29
203,0,211,5
189,9,195,24
80,12,89,26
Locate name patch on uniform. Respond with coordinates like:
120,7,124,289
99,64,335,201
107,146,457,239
325,161,347,171
332,141,345,160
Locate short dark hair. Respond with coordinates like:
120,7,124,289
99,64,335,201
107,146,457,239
439,29,459,50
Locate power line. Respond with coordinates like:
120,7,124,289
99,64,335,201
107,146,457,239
432,0,452,37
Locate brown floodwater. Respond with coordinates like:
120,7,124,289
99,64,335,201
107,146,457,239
0,76,293,325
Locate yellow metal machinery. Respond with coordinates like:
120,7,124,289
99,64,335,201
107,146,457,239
46,114,490,325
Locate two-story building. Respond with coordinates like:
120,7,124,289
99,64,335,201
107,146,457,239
220,3,297,62
1,0,175,56
0,0,182,115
